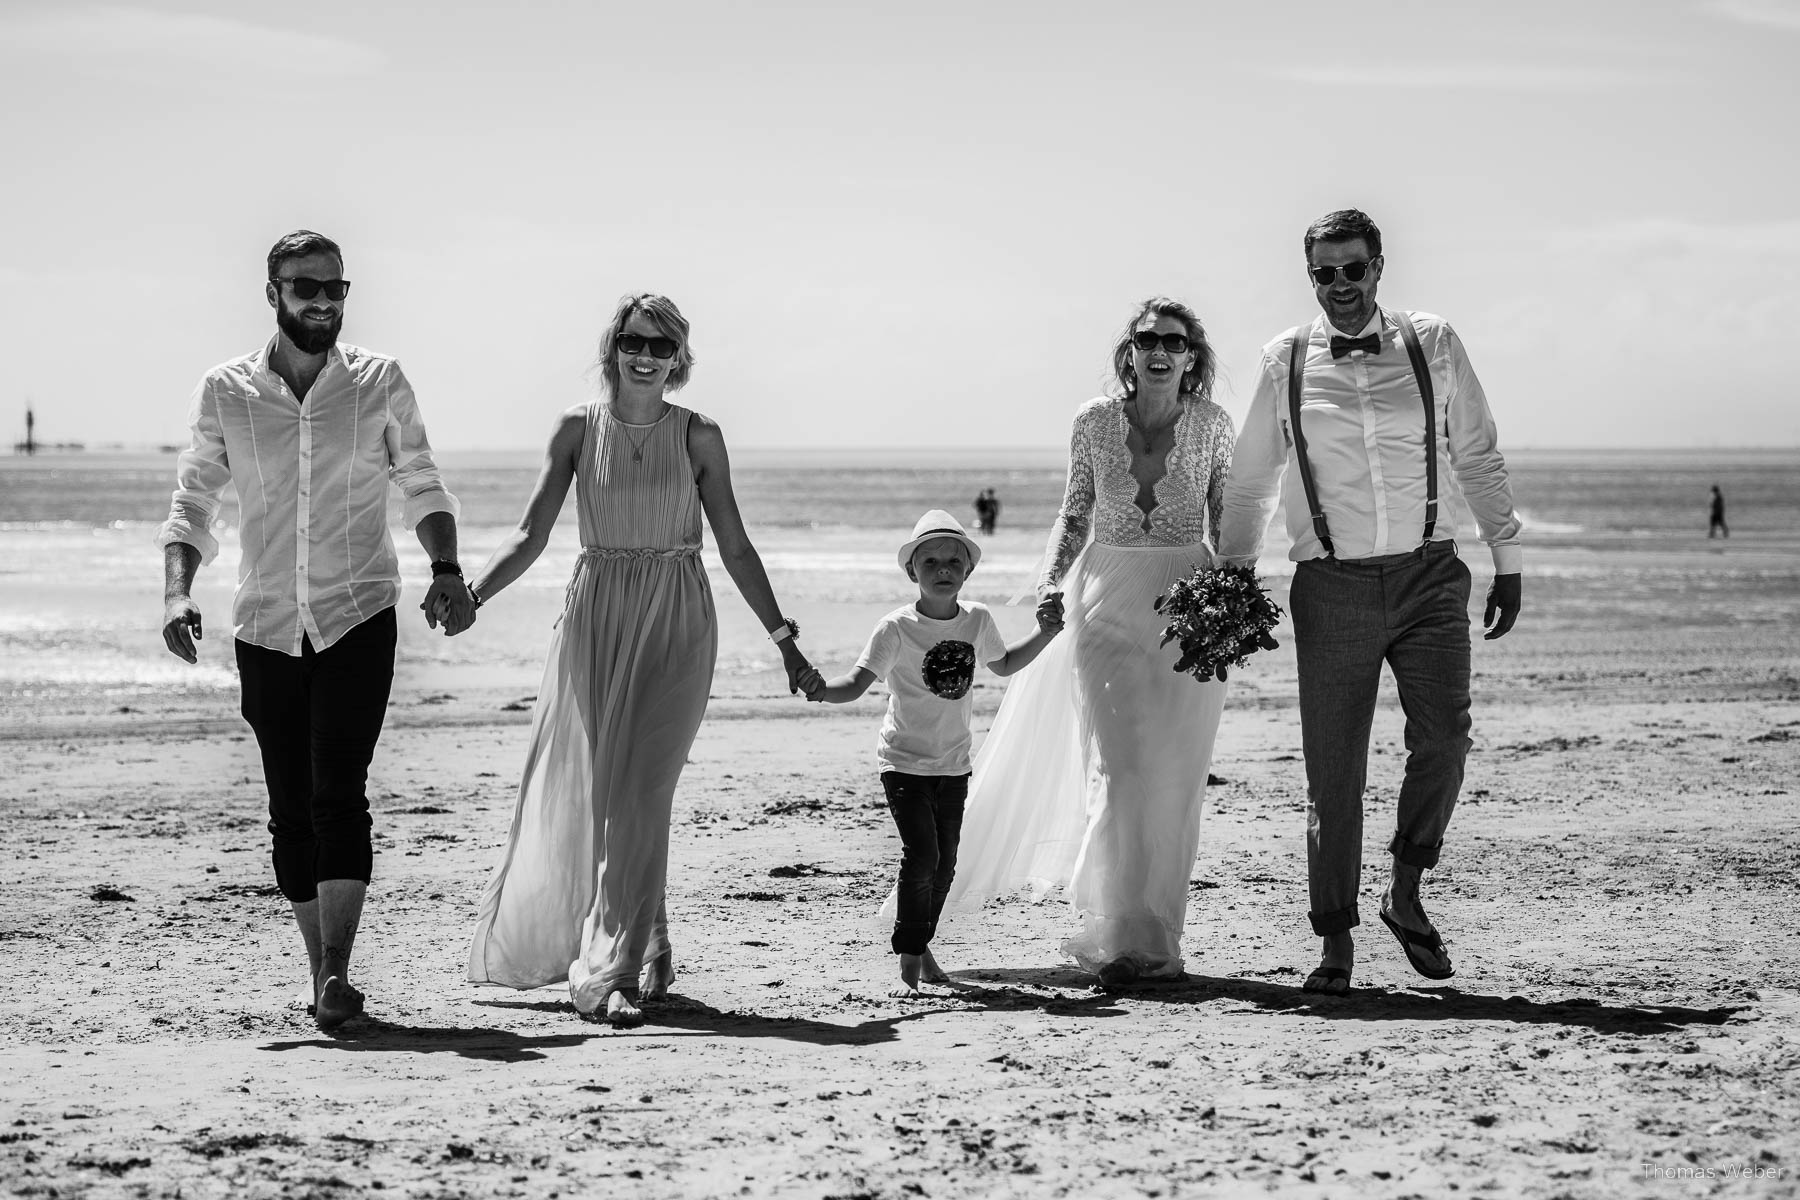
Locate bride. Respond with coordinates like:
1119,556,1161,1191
946,297,1234,985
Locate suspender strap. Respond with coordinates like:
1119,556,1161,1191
1286,323,1335,558
1394,312,1439,544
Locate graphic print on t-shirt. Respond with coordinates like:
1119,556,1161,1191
922,639,977,699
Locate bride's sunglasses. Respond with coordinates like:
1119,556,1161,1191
1308,261,1373,286
274,277,352,302
617,333,679,359
1132,331,1191,354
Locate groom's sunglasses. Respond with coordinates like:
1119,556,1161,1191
617,333,680,359
1132,331,1192,354
1308,261,1373,286
273,276,352,302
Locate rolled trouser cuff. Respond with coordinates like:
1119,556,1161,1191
1308,905,1360,936
890,922,932,956
1389,832,1442,869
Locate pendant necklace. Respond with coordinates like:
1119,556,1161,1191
612,406,661,464
621,424,653,464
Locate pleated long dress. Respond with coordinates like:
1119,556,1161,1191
468,402,717,1014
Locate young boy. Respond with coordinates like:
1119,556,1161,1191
799,510,1064,995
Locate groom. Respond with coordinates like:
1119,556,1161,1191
1217,208,1523,994
157,230,476,1028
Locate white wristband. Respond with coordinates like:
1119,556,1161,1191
769,619,796,645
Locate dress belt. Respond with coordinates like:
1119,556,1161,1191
577,545,700,561
564,545,701,616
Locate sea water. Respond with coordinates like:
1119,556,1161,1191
2,447,1797,713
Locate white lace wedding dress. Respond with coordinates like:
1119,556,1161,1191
946,395,1234,978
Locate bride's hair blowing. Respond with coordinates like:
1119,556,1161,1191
1109,297,1216,403
597,293,695,397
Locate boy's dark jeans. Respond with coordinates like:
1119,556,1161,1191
882,771,969,955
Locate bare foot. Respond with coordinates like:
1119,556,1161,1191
893,952,926,997
314,975,365,1031
1096,957,1139,990
919,949,951,985
604,989,644,1028
640,951,674,1001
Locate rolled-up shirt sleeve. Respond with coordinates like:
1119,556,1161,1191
155,377,230,564
381,360,460,529
1441,325,1522,575
1216,352,1289,569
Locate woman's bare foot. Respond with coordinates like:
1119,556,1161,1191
919,949,951,984
640,951,674,1001
314,975,365,1031
604,989,644,1028
1096,957,1140,990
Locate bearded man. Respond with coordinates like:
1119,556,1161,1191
157,230,476,1029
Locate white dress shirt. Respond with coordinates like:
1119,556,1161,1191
1217,307,1522,574
156,338,460,654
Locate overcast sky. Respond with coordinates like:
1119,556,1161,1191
3,0,1796,452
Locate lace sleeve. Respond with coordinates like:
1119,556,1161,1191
1206,404,1236,554
1038,408,1097,592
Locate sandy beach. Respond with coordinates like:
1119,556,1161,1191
4,565,1798,1200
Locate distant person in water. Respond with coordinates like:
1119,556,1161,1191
157,229,475,1032
973,488,1000,535
1709,486,1729,539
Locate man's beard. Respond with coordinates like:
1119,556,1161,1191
277,305,341,355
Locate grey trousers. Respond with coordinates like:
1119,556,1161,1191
1290,541,1473,936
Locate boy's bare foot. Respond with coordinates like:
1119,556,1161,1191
640,951,674,1001
314,975,365,1031
919,948,951,984
893,952,928,996
604,989,644,1028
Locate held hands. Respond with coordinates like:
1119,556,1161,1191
1483,573,1522,640
422,575,479,636
777,637,814,697
161,597,203,663
797,665,827,702
1035,591,1066,637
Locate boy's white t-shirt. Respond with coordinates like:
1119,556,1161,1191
856,600,1009,776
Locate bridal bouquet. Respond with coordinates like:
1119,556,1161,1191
1153,564,1284,683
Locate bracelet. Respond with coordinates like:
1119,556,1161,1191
468,583,485,610
768,617,799,644
429,559,462,578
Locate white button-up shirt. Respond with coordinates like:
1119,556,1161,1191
156,338,460,654
1217,307,1522,573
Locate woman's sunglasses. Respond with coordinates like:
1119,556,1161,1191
1308,261,1373,286
274,277,351,302
617,333,679,359
1132,331,1191,354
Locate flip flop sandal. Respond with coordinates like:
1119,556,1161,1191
1302,967,1351,995
1379,910,1456,980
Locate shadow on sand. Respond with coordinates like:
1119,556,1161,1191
260,1020,599,1063
961,965,1749,1036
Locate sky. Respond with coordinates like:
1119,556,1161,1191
2,0,1797,452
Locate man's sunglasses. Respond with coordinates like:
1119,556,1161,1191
1132,331,1191,354
273,277,352,301
1308,261,1373,286
617,333,679,359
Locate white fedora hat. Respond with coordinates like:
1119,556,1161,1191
897,509,982,572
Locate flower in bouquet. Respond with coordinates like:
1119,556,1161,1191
922,639,977,699
1153,564,1284,683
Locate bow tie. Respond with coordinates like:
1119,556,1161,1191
1329,334,1383,359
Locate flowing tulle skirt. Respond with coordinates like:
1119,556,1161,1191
945,540,1225,977
467,553,716,1013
